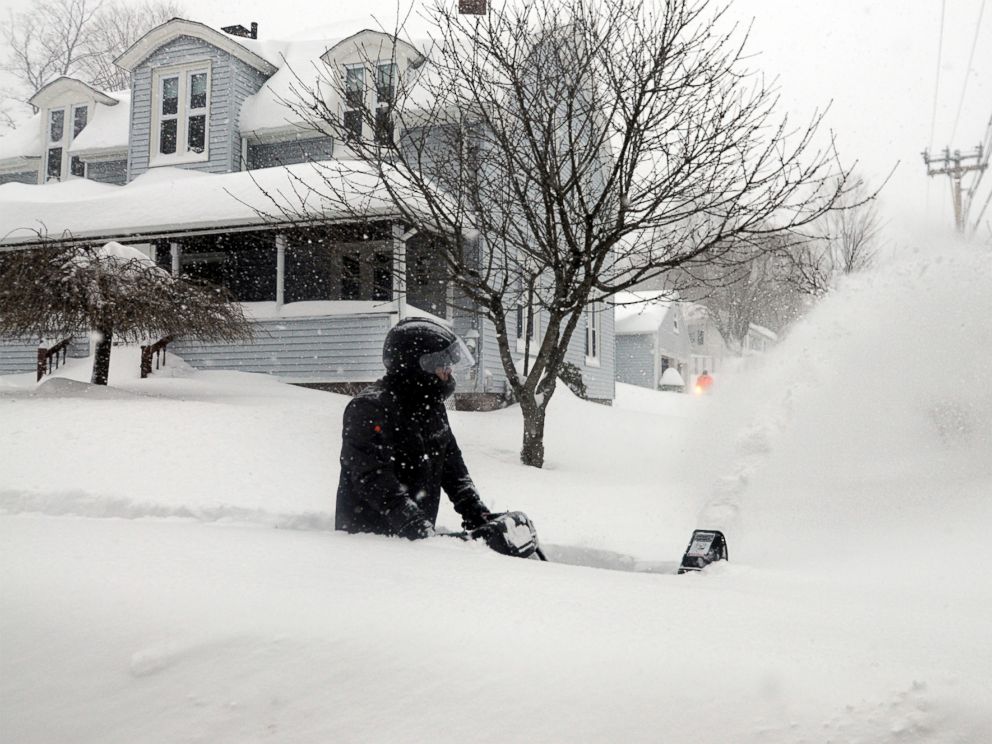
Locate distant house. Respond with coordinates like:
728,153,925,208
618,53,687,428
612,291,690,390
0,17,615,407
683,304,778,382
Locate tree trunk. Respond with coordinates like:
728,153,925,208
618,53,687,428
519,396,547,468
91,327,113,385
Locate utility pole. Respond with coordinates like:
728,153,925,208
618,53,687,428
922,144,988,233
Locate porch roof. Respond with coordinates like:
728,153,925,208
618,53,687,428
0,160,426,248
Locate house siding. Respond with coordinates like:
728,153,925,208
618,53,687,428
171,313,395,382
247,136,335,169
565,303,615,402
0,340,38,375
86,159,127,185
615,333,656,388
128,36,270,181
0,171,38,185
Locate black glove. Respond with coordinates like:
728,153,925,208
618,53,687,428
387,498,435,540
398,517,436,540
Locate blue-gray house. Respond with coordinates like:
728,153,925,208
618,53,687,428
0,17,615,406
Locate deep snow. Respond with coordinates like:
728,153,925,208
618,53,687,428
1,242,991,743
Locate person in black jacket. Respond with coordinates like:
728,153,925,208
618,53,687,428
335,317,491,539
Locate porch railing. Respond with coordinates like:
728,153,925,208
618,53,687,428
140,335,175,378
37,339,71,382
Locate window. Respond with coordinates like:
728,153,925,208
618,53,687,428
515,303,539,353
585,302,602,365
152,65,210,163
672,316,679,333
73,105,88,137
372,252,392,301
376,63,396,104
341,252,361,300
374,107,393,145
44,104,88,182
343,109,363,140
345,65,365,109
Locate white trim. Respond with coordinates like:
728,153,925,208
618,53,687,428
115,18,277,75
150,63,211,166
42,102,89,183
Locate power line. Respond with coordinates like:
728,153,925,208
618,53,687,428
950,0,987,142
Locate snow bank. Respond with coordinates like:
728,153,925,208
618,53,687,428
1,242,990,743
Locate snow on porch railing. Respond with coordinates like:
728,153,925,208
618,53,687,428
140,335,175,378
36,338,71,382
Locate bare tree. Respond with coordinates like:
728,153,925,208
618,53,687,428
0,240,252,385
779,178,883,296
2,0,182,97
271,0,855,467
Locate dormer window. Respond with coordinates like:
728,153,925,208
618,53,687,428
151,64,210,164
341,61,396,144
45,104,87,182
343,64,365,140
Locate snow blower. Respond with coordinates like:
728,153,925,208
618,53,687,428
447,511,548,561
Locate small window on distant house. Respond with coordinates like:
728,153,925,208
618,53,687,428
673,316,679,333
152,65,210,162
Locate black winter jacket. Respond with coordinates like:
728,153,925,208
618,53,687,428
335,375,489,537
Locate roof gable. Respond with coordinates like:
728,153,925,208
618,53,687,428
115,18,278,75
320,29,425,67
28,77,118,109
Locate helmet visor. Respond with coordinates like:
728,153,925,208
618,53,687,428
418,336,475,375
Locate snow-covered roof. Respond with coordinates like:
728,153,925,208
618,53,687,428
749,323,778,341
28,77,117,109
70,91,131,156
612,290,676,335
0,160,427,246
0,114,43,170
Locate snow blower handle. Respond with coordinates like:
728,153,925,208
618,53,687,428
456,511,548,561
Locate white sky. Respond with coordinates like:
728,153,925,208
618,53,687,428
1,0,989,245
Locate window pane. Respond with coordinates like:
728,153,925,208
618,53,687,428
70,155,85,177
49,109,64,142
372,252,392,301
72,106,88,138
374,108,393,145
46,147,63,179
162,77,179,115
345,67,365,109
341,253,361,300
343,109,362,139
376,63,395,103
187,115,206,153
189,72,207,109
160,119,177,154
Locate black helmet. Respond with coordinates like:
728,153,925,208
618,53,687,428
382,317,474,377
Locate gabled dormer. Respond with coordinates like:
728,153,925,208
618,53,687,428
115,18,279,180
28,77,119,184
320,31,426,145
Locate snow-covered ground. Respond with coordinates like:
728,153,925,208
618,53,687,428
2,242,991,743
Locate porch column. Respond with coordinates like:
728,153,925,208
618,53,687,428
169,241,181,276
392,224,415,322
275,233,286,308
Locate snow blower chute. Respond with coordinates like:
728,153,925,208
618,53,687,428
677,529,728,574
